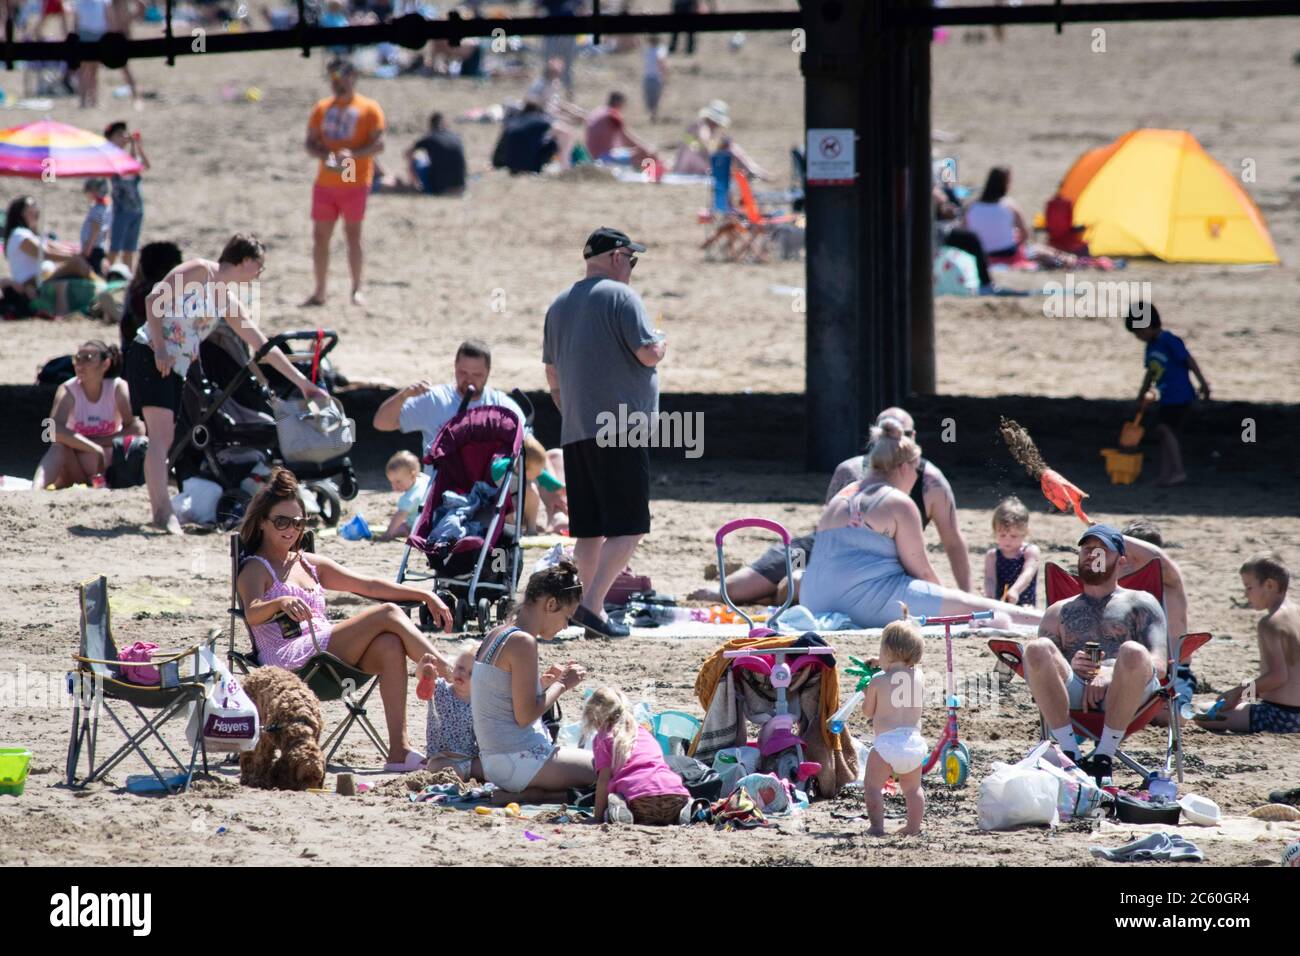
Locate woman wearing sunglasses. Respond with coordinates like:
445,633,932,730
33,340,143,490
238,467,457,772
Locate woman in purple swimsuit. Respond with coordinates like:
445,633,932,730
236,467,456,772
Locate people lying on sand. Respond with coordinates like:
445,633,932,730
425,641,484,782
472,562,595,802
236,467,455,772
798,417,1040,630
1024,524,1168,784
371,338,525,476
672,100,769,180
33,340,143,490
3,195,94,317
693,405,972,606
983,496,1040,607
1125,301,1210,488
1195,552,1300,734
127,234,329,533
585,91,659,167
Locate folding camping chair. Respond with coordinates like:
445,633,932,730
987,559,1212,782
700,164,800,263
66,576,221,794
227,533,388,764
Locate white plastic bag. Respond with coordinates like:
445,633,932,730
1017,741,1107,821
170,476,224,525
186,647,260,753
978,762,1060,831
714,745,761,795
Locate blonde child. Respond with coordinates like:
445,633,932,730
982,496,1040,607
1195,553,1300,734
582,686,691,825
425,640,483,781
862,619,927,836
382,450,430,541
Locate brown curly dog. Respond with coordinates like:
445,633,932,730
239,668,326,791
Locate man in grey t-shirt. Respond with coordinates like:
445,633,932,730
543,227,665,638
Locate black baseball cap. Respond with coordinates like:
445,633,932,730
583,227,646,259
1078,523,1126,556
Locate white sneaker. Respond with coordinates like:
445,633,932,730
605,794,634,824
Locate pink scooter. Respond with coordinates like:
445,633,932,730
716,518,834,789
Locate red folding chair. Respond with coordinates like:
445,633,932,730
987,559,1211,782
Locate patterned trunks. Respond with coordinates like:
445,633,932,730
1248,700,1300,734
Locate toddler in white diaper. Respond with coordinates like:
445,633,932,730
862,618,927,836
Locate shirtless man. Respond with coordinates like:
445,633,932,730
1195,552,1300,734
1023,524,1168,784
691,406,972,604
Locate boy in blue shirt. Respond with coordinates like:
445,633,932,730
1125,303,1210,486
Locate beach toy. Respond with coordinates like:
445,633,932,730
244,87,263,103
504,803,521,817
1119,404,1147,449
338,513,372,541
651,711,702,757
1101,448,1142,485
1040,468,1091,524
0,748,31,796
1177,793,1220,826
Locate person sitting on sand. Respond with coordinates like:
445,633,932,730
583,686,692,825
798,417,1040,629
672,101,769,180
983,496,1040,606
471,561,594,800
492,98,560,175
527,57,587,167
375,112,466,195
862,619,928,837
380,450,430,542
425,641,484,781
1195,552,1300,734
584,92,658,167
965,166,1081,269
695,406,972,606
33,340,143,490
1024,524,1168,784
3,195,94,317
236,467,456,772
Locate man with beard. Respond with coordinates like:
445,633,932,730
1023,524,1168,784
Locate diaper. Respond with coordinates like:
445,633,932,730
873,727,928,775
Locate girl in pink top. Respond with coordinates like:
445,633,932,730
583,687,691,826
33,339,142,489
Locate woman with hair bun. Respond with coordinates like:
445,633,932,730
33,339,142,489
799,417,1042,629
237,467,456,772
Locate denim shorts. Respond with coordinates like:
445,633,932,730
111,206,144,253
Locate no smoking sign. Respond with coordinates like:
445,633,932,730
806,128,855,185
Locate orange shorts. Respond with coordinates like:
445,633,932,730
311,183,368,224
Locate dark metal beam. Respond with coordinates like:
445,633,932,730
900,0,1300,27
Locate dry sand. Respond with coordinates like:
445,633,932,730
2,8,1299,866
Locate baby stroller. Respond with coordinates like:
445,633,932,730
395,393,532,633
689,518,858,799
169,328,358,528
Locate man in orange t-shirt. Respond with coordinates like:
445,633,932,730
304,59,386,307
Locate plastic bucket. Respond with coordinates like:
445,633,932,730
1101,448,1142,485
0,747,32,796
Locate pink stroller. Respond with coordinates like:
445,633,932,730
713,518,837,794
396,404,527,633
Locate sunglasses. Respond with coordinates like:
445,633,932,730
267,515,307,531
73,351,106,363
613,249,638,270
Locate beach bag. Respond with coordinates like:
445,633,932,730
933,246,980,297
606,568,653,606
1016,741,1107,821
270,394,355,465
977,762,1060,831
735,772,792,815
117,641,161,685
186,649,260,753
105,434,148,489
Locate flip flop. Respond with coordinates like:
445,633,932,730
383,750,427,773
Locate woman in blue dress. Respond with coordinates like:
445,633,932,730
800,418,1042,629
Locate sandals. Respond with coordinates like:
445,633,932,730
382,750,427,773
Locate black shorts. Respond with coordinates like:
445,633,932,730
751,534,816,584
562,439,650,538
124,340,183,417
1152,402,1190,435
87,247,106,275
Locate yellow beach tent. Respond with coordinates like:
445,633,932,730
1056,129,1278,264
